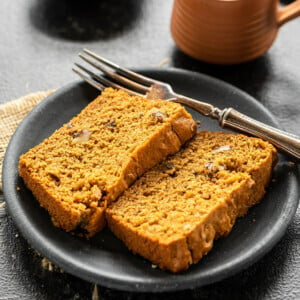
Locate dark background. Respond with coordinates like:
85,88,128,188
0,0,299,299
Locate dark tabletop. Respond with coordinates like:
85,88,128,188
1,0,300,299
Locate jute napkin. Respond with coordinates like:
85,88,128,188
0,90,55,190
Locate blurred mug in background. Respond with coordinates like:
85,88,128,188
171,0,300,64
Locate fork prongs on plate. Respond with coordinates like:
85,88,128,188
73,62,142,96
73,63,142,96
72,67,105,92
82,49,155,86
73,49,156,97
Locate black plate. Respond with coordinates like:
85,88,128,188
3,68,299,292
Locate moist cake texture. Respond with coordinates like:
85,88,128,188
106,131,278,272
19,88,196,236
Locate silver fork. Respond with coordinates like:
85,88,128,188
73,48,300,161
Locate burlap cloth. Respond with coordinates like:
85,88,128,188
0,90,55,191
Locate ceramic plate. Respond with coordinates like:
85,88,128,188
3,68,299,292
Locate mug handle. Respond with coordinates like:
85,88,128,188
277,0,300,26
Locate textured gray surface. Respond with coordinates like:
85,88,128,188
0,0,300,299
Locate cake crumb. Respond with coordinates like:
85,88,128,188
92,284,100,300
41,258,54,271
41,257,64,273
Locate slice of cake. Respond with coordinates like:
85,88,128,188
106,131,278,272
19,88,196,237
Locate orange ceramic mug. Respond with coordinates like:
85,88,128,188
171,0,300,64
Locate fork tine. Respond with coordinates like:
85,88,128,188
83,48,156,86
74,63,144,97
72,68,104,91
79,53,150,94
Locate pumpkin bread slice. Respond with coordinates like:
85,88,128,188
19,88,196,237
106,131,277,272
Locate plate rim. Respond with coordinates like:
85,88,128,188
2,67,300,292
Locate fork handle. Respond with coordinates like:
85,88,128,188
220,108,300,160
